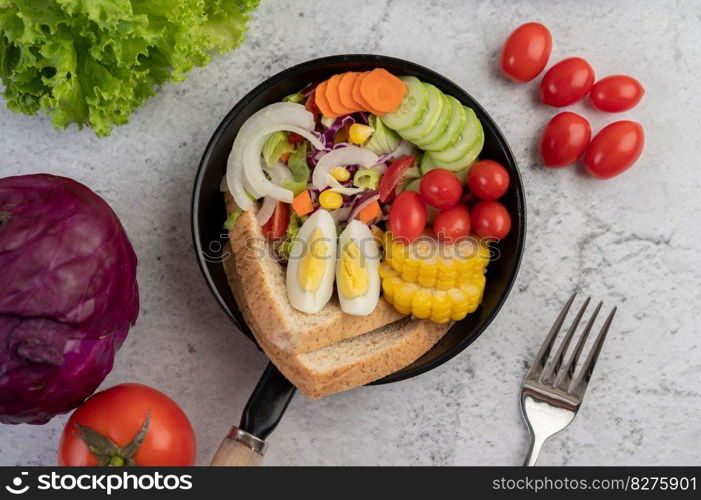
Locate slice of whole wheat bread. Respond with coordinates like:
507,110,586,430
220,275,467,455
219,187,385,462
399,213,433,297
223,242,450,398
225,193,403,354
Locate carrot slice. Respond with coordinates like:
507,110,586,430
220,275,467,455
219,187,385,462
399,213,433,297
315,81,340,118
358,200,382,223
351,72,383,115
292,190,314,217
325,74,357,116
359,68,407,114
338,72,364,112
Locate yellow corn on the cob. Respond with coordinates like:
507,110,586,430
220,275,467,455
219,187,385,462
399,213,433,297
383,240,489,289
380,262,485,323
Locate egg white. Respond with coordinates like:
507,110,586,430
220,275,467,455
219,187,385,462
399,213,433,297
286,209,337,314
336,220,381,316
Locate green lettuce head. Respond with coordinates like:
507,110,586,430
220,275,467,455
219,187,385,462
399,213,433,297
0,0,260,136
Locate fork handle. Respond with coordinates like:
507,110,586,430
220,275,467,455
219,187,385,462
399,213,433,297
523,433,547,466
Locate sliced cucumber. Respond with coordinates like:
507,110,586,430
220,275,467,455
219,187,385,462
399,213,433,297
424,150,480,172
454,165,470,184
421,95,466,152
420,152,437,175
402,178,421,193
380,76,427,131
413,93,452,148
399,84,443,142
429,107,483,163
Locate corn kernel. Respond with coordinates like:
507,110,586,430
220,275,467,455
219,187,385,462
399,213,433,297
330,166,351,182
379,262,394,279
418,274,437,288
348,124,374,145
319,189,343,210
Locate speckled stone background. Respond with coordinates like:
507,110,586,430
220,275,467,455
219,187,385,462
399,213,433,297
1,0,699,466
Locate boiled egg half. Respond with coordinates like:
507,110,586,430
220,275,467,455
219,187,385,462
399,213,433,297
286,209,337,314
336,220,381,316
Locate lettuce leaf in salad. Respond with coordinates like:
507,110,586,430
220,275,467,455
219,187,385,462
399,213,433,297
277,212,306,262
223,206,243,230
365,115,401,154
282,92,304,103
284,142,310,196
0,0,260,137
262,131,295,167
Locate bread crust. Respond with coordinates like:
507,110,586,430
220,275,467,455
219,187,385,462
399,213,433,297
223,242,450,398
225,194,403,354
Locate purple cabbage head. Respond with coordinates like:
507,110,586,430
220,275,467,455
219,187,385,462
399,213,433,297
0,174,139,424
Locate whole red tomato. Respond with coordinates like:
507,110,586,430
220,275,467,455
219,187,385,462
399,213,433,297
500,22,552,82
540,112,592,167
419,168,463,209
58,383,196,466
470,201,511,240
590,75,645,112
466,160,510,200
433,205,471,242
584,121,644,179
388,191,426,243
540,57,595,107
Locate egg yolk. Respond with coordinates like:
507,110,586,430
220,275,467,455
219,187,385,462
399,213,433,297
337,240,369,299
298,228,329,291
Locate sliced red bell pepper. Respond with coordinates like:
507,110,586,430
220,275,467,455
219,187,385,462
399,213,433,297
261,202,290,240
305,92,320,123
288,132,306,144
378,155,416,203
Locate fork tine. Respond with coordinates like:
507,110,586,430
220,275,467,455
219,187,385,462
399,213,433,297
540,297,590,383
525,293,576,379
555,301,602,389
570,306,617,398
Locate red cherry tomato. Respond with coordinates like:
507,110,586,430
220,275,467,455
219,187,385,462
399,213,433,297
470,201,511,240
466,160,510,200
500,22,552,82
584,121,644,179
419,168,463,209
540,57,595,107
433,205,471,242
58,384,196,466
388,191,426,243
261,201,290,240
590,75,645,112
539,112,592,167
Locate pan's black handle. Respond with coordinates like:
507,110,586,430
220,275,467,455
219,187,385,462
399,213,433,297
210,362,296,466
240,362,296,438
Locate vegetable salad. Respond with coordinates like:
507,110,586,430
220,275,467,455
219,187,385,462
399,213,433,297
224,68,513,322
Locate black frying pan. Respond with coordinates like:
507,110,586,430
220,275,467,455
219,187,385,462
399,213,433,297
191,55,526,465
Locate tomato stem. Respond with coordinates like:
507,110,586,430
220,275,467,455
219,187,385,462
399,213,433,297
73,409,152,466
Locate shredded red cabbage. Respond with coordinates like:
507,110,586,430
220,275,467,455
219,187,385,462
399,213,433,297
301,82,317,97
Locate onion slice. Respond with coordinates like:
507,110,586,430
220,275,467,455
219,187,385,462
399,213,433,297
312,146,379,192
226,103,316,210
329,207,351,222
243,125,324,203
256,195,277,226
376,139,415,165
266,161,293,186
219,174,229,192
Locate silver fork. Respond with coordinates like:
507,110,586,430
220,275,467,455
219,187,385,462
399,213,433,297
521,294,617,466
